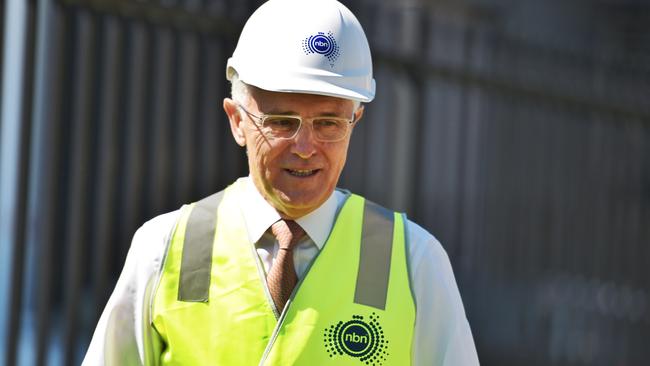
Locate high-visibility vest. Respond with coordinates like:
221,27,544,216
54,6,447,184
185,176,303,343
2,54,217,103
151,180,415,365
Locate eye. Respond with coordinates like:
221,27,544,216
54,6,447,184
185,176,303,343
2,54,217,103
314,119,346,130
264,117,300,131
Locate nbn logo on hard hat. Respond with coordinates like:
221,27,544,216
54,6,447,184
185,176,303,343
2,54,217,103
312,36,331,53
302,31,341,65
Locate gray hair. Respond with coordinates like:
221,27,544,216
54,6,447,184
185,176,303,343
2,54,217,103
230,73,251,105
229,73,361,111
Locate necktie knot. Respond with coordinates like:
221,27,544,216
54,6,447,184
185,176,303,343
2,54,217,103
271,220,305,250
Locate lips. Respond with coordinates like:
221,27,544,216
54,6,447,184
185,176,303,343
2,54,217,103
285,169,320,177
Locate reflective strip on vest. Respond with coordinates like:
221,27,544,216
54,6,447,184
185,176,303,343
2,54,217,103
178,191,224,302
355,200,394,310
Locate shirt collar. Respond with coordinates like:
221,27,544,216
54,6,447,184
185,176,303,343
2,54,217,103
239,176,337,249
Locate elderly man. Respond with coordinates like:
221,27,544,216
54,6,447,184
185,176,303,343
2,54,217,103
83,0,479,365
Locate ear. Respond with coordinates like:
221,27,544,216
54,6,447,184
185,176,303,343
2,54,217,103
223,98,246,147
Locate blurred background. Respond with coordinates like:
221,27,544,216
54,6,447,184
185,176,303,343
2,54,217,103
1,0,648,365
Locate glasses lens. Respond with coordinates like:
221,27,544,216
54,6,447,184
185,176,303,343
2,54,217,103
262,116,301,138
313,118,348,141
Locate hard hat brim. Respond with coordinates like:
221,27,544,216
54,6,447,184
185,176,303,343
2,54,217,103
227,61,375,103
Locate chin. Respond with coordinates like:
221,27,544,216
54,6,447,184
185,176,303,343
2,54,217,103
274,189,327,215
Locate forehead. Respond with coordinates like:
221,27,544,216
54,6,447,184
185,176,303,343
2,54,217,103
249,87,355,116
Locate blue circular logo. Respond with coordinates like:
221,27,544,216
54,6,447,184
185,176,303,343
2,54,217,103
311,35,331,54
302,32,340,64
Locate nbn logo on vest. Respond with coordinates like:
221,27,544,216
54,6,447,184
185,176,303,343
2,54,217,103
324,313,389,365
342,324,370,352
344,329,368,344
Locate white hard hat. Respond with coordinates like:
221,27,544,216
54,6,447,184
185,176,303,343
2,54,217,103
226,0,375,103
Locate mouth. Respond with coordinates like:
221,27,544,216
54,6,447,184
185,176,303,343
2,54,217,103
285,169,320,177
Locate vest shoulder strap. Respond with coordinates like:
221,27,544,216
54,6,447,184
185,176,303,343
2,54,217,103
178,190,225,302
354,199,395,310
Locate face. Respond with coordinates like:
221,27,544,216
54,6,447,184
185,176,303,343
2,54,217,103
224,88,363,219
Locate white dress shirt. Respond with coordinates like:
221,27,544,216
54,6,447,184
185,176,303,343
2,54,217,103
83,177,479,366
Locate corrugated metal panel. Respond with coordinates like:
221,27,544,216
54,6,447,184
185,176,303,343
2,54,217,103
1,1,38,364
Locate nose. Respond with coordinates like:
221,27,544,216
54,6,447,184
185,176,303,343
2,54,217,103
290,121,317,159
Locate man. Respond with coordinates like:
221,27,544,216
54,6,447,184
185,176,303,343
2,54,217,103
83,0,479,365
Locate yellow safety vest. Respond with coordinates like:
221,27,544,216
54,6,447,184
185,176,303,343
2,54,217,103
151,180,415,365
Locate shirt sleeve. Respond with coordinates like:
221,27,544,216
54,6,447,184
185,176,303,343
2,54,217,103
82,210,180,366
407,220,480,366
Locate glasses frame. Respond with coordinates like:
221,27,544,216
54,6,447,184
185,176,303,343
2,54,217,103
236,102,358,142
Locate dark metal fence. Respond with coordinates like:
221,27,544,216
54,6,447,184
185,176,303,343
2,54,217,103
1,0,648,365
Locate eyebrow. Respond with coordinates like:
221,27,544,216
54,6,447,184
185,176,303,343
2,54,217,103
263,109,348,118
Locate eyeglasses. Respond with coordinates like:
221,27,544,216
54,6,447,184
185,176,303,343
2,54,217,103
236,103,357,142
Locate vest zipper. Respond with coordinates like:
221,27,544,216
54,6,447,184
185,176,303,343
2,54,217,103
258,281,300,365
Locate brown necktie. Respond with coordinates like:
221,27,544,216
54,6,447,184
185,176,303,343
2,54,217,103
267,220,305,312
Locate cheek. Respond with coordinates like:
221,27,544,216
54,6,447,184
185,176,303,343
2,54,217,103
248,134,265,159
324,143,350,182
331,141,351,167
247,133,281,175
